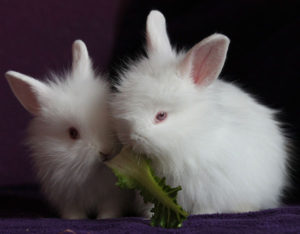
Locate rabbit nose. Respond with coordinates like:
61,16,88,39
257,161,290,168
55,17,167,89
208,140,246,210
99,151,113,162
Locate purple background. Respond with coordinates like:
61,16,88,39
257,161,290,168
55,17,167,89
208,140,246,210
0,0,299,204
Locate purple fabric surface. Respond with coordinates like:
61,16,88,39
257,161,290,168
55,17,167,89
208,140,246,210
0,207,299,233
0,187,299,233
0,0,121,186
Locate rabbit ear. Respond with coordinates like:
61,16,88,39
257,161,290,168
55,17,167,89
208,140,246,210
146,10,172,56
179,34,230,86
5,71,49,115
71,40,91,76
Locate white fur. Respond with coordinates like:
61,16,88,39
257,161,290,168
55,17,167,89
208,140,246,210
5,40,135,219
111,10,289,215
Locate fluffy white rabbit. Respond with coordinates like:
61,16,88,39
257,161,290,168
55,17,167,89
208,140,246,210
5,40,135,219
111,10,289,214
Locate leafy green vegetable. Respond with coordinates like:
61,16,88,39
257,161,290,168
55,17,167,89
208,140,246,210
105,147,188,228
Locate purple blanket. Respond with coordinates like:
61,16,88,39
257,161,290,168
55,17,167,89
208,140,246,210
0,187,299,233
1,207,300,233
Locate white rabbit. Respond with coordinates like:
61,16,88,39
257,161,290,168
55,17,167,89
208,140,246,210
5,40,135,219
111,10,289,215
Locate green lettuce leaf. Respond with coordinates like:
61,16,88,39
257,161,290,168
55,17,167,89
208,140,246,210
105,147,188,228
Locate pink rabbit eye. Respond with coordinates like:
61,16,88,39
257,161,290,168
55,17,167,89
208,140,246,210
68,127,79,140
155,111,167,123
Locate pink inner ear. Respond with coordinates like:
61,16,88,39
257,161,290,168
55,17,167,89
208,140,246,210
180,35,229,86
192,46,215,84
8,77,41,115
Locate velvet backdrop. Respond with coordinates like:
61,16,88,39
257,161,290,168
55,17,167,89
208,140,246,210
0,0,299,204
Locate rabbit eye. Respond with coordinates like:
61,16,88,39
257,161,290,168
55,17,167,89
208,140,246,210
68,127,79,140
155,111,167,123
